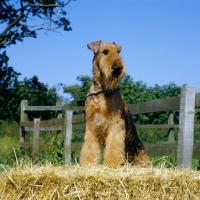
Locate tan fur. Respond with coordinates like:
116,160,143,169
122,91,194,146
80,41,150,168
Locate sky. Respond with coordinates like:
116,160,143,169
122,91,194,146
3,0,200,97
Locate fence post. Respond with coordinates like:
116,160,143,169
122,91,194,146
56,99,62,134
33,118,40,153
56,99,63,119
168,112,175,143
20,100,28,148
64,110,73,165
177,87,196,168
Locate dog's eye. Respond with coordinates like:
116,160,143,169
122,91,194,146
102,50,109,55
117,49,121,54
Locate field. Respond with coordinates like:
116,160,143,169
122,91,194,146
1,121,200,199
1,121,200,170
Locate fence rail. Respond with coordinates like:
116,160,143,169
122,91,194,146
20,87,200,168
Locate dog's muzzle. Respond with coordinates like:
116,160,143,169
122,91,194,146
112,66,122,78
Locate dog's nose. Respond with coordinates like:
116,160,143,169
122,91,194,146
113,66,121,72
112,66,121,77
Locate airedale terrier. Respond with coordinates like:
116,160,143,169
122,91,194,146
80,40,150,168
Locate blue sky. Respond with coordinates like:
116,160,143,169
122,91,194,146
4,0,200,96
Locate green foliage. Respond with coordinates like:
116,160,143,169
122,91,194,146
47,133,64,164
194,116,200,143
1,122,200,170
0,51,20,89
138,128,170,143
152,156,177,168
0,0,72,122
63,75,92,106
119,75,152,103
0,73,59,121
14,76,59,121
0,51,21,121
0,49,61,122
0,0,72,48
0,120,84,168
152,156,200,170
64,74,183,124
0,120,17,137
0,122,85,168
72,130,84,143
0,135,63,169
119,75,183,124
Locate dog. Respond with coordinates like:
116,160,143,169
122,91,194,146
80,40,150,168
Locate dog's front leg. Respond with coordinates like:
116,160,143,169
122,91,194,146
80,128,101,165
104,124,125,168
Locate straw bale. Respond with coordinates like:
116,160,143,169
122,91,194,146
0,163,200,199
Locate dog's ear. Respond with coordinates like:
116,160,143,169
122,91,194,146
113,42,122,53
118,45,122,53
87,40,101,53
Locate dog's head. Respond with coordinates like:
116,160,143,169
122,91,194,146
87,40,126,91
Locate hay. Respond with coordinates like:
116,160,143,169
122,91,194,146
0,163,200,199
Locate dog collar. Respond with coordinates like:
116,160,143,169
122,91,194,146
87,88,119,98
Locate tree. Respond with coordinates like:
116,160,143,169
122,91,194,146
64,74,155,106
0,52,61,121
0,0,73,121
0,75,59,122
119,75,154,104
63,75,92,106
0,51,21,120
64,74,183,124
14,76,59,121
0,0,72,48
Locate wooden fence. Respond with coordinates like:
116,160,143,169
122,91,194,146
20,87,200,168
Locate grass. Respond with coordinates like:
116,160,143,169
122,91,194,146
0,121,200,171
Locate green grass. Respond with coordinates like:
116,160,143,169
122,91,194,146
0,121,200,171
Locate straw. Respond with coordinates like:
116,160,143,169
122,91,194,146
0,163,200,199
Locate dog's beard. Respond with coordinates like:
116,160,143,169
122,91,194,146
103,70,124,91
